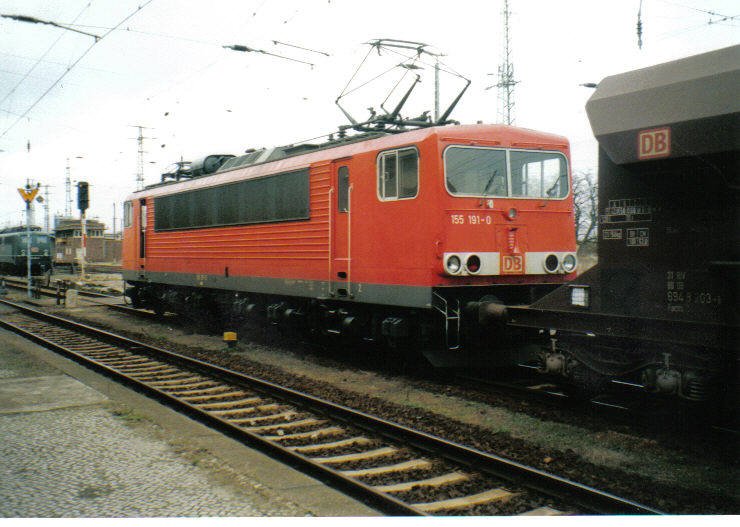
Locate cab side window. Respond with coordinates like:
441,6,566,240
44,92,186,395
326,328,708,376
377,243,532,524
378,147,418,200
123,201,133,228
338,166,350,212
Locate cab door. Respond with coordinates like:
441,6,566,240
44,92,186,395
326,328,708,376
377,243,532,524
136,198,147,271
331,160,352,297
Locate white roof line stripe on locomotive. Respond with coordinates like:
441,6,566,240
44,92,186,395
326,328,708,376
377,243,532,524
126,124,569,202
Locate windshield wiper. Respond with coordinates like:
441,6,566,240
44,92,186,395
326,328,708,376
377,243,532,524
481,170,498,196
545,174,564,197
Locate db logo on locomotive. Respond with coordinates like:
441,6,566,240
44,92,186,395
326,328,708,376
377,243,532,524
501,254,524,274
638,127,671,159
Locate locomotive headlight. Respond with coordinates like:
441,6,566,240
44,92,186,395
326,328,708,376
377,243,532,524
465,254,481,274
445,255,462,274
507,208,517,220
562,254,577,273
544,254,559,273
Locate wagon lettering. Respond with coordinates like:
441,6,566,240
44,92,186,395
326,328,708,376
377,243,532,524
638,127,671,159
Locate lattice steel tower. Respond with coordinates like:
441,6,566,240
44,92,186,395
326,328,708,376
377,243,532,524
42,184,51,232
132,125,150,191
64,159,72,217
496,0,518,125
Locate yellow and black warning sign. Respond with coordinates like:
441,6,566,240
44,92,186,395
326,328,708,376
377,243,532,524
17,187,39,203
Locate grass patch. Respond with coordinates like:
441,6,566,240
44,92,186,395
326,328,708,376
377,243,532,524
110,406,146,423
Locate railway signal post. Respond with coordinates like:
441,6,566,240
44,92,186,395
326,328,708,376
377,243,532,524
77,182,89,279
17,182,40,299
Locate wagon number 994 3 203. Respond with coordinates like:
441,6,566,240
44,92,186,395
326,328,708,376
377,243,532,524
451,214,492,225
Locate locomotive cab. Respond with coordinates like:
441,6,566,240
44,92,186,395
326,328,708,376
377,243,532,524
424,127,577,357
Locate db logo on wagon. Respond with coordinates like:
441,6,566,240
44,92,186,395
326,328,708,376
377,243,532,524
638,127,671,159
502,255,524,274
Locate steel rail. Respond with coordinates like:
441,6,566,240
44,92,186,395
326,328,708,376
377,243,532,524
0,276,155,319
0,298,663,515
1,276,118,300
0,298,420,516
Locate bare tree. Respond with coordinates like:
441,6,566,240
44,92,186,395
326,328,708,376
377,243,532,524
572,170,598,245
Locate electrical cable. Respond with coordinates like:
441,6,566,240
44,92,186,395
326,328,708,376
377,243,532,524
0,1,155,142
0,2,94,108
653,13,738,40
272,40,330,56
656,0,734,18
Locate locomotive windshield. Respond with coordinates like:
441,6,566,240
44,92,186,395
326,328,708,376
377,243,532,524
445,146,568,199
18,234,49,243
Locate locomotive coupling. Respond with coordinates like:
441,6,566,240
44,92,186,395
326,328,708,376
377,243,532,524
472,300,508,326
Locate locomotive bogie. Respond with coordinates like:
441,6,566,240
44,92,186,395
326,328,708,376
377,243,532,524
126,279,440,351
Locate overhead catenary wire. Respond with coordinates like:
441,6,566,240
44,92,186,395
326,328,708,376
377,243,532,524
0,0,155,142
272,40,330,56
656,0,735,18
653,13,739,41
0,13,100,41
222,44,314,67
642,0,738,43
2,0,330,133
0,49,125,76
0,2,94,108
0,0,329,148
62,0,271,47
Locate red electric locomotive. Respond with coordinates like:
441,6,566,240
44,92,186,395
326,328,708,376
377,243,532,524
122,121,577,363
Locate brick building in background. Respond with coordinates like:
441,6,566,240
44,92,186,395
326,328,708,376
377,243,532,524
53,217,121,264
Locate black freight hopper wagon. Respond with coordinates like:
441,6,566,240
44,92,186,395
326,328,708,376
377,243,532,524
509,44,739,407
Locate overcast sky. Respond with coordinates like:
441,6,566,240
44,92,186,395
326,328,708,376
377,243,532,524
0,0,737,232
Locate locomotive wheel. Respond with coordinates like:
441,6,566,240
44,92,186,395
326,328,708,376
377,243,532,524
562,363,611,401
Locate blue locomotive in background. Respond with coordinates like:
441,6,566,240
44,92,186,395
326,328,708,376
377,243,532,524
0,226,54,275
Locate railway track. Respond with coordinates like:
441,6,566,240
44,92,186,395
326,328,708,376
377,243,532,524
0,275,163,320
0,298,660,516
1,275,119,300
5,276,727,434
50,263,122,274
456,372,641,415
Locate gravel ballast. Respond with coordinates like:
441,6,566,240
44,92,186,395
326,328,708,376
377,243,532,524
21,296,740,514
